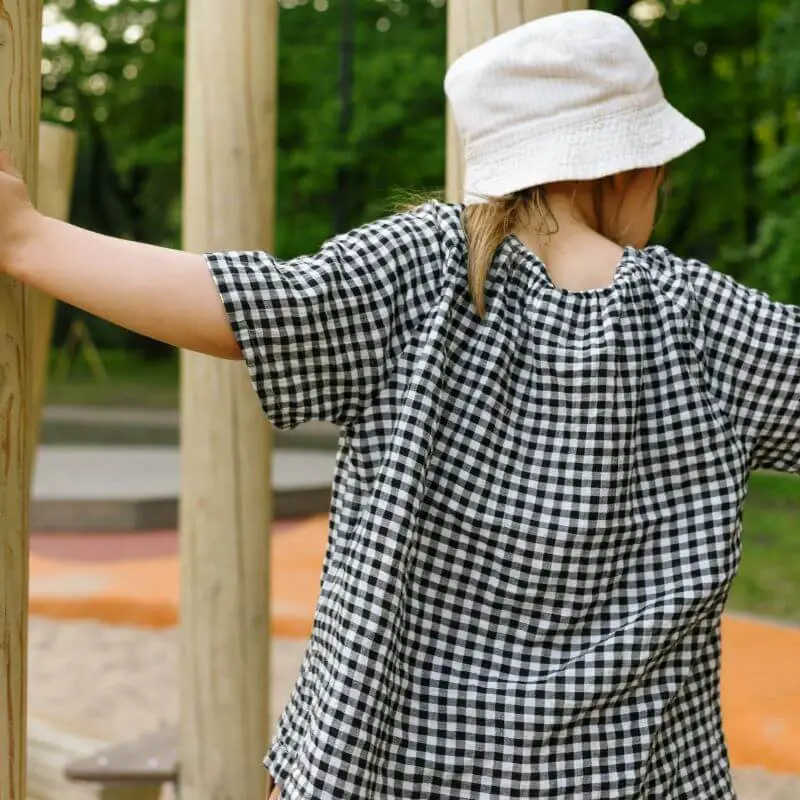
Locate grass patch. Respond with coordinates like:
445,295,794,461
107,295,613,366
728,471,800,624
45,349,179,408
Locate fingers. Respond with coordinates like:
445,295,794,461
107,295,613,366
268,787,281,800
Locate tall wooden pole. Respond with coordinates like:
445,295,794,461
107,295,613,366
0,2,41,799
446,0,587,202
179,0,276,798
30,122,78,467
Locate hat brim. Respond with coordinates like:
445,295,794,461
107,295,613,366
463,100,706,205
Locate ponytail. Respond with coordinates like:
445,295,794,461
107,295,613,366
462,187,556,319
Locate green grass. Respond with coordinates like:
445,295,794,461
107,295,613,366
45,349,179,408
728,471,800,624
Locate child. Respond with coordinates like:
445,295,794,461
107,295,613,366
2,9,798,799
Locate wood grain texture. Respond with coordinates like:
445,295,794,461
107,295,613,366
0,2,40,800
179,1,277,799
30,123,78,470
445,0,588,203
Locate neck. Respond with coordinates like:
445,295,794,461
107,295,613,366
512,188,612,259
509,188,627,292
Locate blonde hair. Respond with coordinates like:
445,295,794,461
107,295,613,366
398,166,667,320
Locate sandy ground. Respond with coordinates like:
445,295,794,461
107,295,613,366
28,617,800,799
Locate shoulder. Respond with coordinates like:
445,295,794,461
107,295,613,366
331,201,464,261
642,245,778,313
305,202,464,300
639,244,710,282
638,245,746,307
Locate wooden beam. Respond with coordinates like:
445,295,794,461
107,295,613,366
0,2,42,799
446,0,588,203
30,122,78,468
179,0,277,798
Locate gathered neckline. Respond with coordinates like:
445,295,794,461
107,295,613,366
503,234,639,298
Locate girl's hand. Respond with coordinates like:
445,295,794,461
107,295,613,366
0,149,39,274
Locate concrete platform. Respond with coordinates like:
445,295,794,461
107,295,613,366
32,446,336,531
41,405,341,450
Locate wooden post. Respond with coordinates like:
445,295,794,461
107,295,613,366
0,2,42,800
179,0,276,798
446,0,587,202
30,123,78,465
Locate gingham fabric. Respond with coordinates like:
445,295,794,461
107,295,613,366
205,200,800,799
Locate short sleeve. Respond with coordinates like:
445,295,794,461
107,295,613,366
204,203,444,430
686,259,800,474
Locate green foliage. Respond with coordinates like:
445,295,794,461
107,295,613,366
273,0,447,255
42,0,447,255
42,0,185,245
743,1,800,301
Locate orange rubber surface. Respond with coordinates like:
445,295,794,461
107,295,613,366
29,513,800,776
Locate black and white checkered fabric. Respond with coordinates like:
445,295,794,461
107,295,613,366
205,201,800,799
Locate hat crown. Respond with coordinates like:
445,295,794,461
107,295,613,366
445,10,662,156
443,9,705,204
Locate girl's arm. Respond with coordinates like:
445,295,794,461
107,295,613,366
0,151,240,360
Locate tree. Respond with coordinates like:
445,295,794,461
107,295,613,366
742,0,800,302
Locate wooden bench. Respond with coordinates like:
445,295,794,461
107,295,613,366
64,724,179,800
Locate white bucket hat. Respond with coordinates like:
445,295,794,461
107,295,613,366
444,9,706,205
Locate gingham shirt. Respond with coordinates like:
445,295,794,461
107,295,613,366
206,201,800,799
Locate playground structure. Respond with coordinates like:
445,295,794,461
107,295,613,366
3,2,799,800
